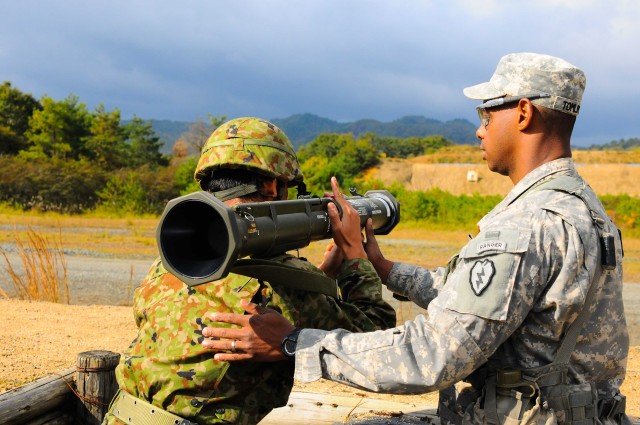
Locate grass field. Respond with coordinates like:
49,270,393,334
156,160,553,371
1,147,639,298
0,211,158,259
390,145,640,165
1,171,639,289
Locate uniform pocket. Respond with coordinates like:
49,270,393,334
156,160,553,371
446,228,531,321
340,328,397,354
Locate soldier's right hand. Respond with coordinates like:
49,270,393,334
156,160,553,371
327,177,368,260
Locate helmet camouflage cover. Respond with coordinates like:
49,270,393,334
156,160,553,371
195,117,303,188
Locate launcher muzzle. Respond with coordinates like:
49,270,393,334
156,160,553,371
156,190,400,286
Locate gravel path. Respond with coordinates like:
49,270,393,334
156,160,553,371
0,253,152,306
2,250,639,345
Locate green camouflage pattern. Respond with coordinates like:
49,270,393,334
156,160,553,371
104,255,395,425
463,52,586,115
194,117,303,188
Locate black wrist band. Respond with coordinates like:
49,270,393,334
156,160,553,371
281,328,302,358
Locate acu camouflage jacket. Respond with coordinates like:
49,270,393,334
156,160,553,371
294,158,629,423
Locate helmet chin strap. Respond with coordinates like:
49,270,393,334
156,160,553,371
212,184,258,202
213,180,309,202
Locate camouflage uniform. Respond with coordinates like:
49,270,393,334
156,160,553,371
104,255,395,425
103,117,396,424
293,158,629,423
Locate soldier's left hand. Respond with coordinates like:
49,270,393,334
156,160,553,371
318,243,343,279
202,299,294,362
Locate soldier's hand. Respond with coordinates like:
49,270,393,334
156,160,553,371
327,176,367,260
202,300,294,362
318,243,344,279
363,219,394,284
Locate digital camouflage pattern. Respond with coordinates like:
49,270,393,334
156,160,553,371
104,255,395,425
294,158,629,424
463,52,586,115
194,117,303,188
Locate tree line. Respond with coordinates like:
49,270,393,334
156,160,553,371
2,81,637,233
0,81,452,216
582,138,640,151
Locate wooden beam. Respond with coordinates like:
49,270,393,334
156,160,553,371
0,368,74,425
261,391,439,425
24,410,73,425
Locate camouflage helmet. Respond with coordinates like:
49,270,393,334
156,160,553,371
195,117,303,189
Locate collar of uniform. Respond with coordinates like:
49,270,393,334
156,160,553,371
477,157,576,229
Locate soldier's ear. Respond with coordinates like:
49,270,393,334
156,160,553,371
516,98,535,131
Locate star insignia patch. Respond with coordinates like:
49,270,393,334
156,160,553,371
469,259,495,296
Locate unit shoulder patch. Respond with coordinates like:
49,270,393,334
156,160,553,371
469,259,495,296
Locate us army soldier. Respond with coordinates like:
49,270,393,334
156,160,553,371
202,54,630,425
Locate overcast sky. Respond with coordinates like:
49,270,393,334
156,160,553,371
2,0,638,146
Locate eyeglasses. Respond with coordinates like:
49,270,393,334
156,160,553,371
476,92,551,128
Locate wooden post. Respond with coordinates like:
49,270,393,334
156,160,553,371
74,350,120,425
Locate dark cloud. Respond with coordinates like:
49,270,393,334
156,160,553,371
1,0,638,145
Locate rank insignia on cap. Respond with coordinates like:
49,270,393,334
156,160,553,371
470,259,495,296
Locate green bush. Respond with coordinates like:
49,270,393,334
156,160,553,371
97,164,181,215
386,183,502,228
173,157,200,195
298,133,380,194
386,186,640,232
601,194,640,229
0,155,198,216
371,135,452,158
0,156,106,213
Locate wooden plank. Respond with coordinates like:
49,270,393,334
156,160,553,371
0,368,74,425
262,392,640,425
24,410,73,425
260,391,438,425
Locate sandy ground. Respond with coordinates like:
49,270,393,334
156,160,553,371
0,298,638,417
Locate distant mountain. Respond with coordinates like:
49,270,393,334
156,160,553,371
121,119,191,155
271,114,478,148
151,119,192,144
269,114,341,148
144,119,191,154
142,114,478,154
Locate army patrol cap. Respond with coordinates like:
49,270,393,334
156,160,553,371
463,52,586,116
